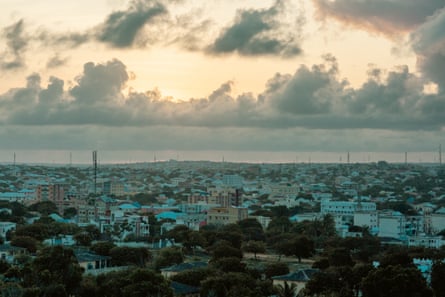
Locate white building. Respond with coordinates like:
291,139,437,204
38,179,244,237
378,211,405,239
408,236,444,249
0,222,16,239
321,200,376,216
354,212,378,234
429,212,445,234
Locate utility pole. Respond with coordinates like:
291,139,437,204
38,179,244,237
93,150,97,194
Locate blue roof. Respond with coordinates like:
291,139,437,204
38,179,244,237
119,203,139,210
161,261,207,272
272,269,319,282
170,281,200,295
49,213,70,223
155,211,184,220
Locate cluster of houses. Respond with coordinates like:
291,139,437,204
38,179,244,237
0,161,444,247
0,161,442,296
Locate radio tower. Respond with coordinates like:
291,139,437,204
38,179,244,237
440,144,442,166
92,150,98,194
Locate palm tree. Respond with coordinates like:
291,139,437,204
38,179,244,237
275,281,298,297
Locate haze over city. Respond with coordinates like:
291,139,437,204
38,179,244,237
1,0,444,163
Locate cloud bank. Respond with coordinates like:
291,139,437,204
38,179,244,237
0,57,443,133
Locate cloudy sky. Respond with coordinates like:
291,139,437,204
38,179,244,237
1,0,444,163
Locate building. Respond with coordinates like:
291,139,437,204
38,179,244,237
206,207,248,226
161,261,208,278
408,236,443,249
272,269,319,296
102,180,125,196
36,183,69,214
0,244,27,264
354,211,378,234
36,183,65,202
0,222,16,239
268,184,300,200
378,211,406,239
75,251,113,275
222,174,243,188
207,187,242,207
321,200,376,216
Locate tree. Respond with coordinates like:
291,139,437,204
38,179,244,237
379,247,414,268
275,281,298,297
274,235,314,262
74,232,93,246
63,207,77,219
182,230,206,254
431,261,445,297
303,270,343,297
243,240,266,259
96,268,173,297
361,265,433,297
110,246,151,267
91,241,116,256
14,223,49,241
10,236,39,253
28,201,58,216
200,272,265,297
165,225,190,243
212,257,246,273
28,246,82,295
267,217,292,234
264,262,289,279
171,267,218,287
328,247,355,267
211,241,243,261
237,218,265,241
154,247,183,270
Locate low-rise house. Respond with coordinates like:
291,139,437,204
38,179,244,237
0,244,27,264
272,268,319,296
0,222,16,239
75,251,113,275
161,261,208,278
408,235,444,249
170,281,200,297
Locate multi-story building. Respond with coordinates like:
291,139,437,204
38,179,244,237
429,209,445,235
36,183,70,214
268,184,299,200
207,187,242,207
102,180,125,197
206,207,248,226
321,200,377,216
222,174,243,188
378,211,406,239
353,211,378,234
408,236,443,249
36,183,65,203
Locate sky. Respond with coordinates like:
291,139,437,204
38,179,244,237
0,0,444,164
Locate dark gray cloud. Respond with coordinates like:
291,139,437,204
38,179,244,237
46,54,69,68
208,1,303,57
95,1,167,48
1,20,28,70
411,8,445,91
313,0,444,36
37,31,91,48
1,57,444,132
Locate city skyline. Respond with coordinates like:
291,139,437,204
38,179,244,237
1,0,444,159
0,149,442,165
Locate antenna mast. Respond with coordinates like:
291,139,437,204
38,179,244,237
93,150,97,194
